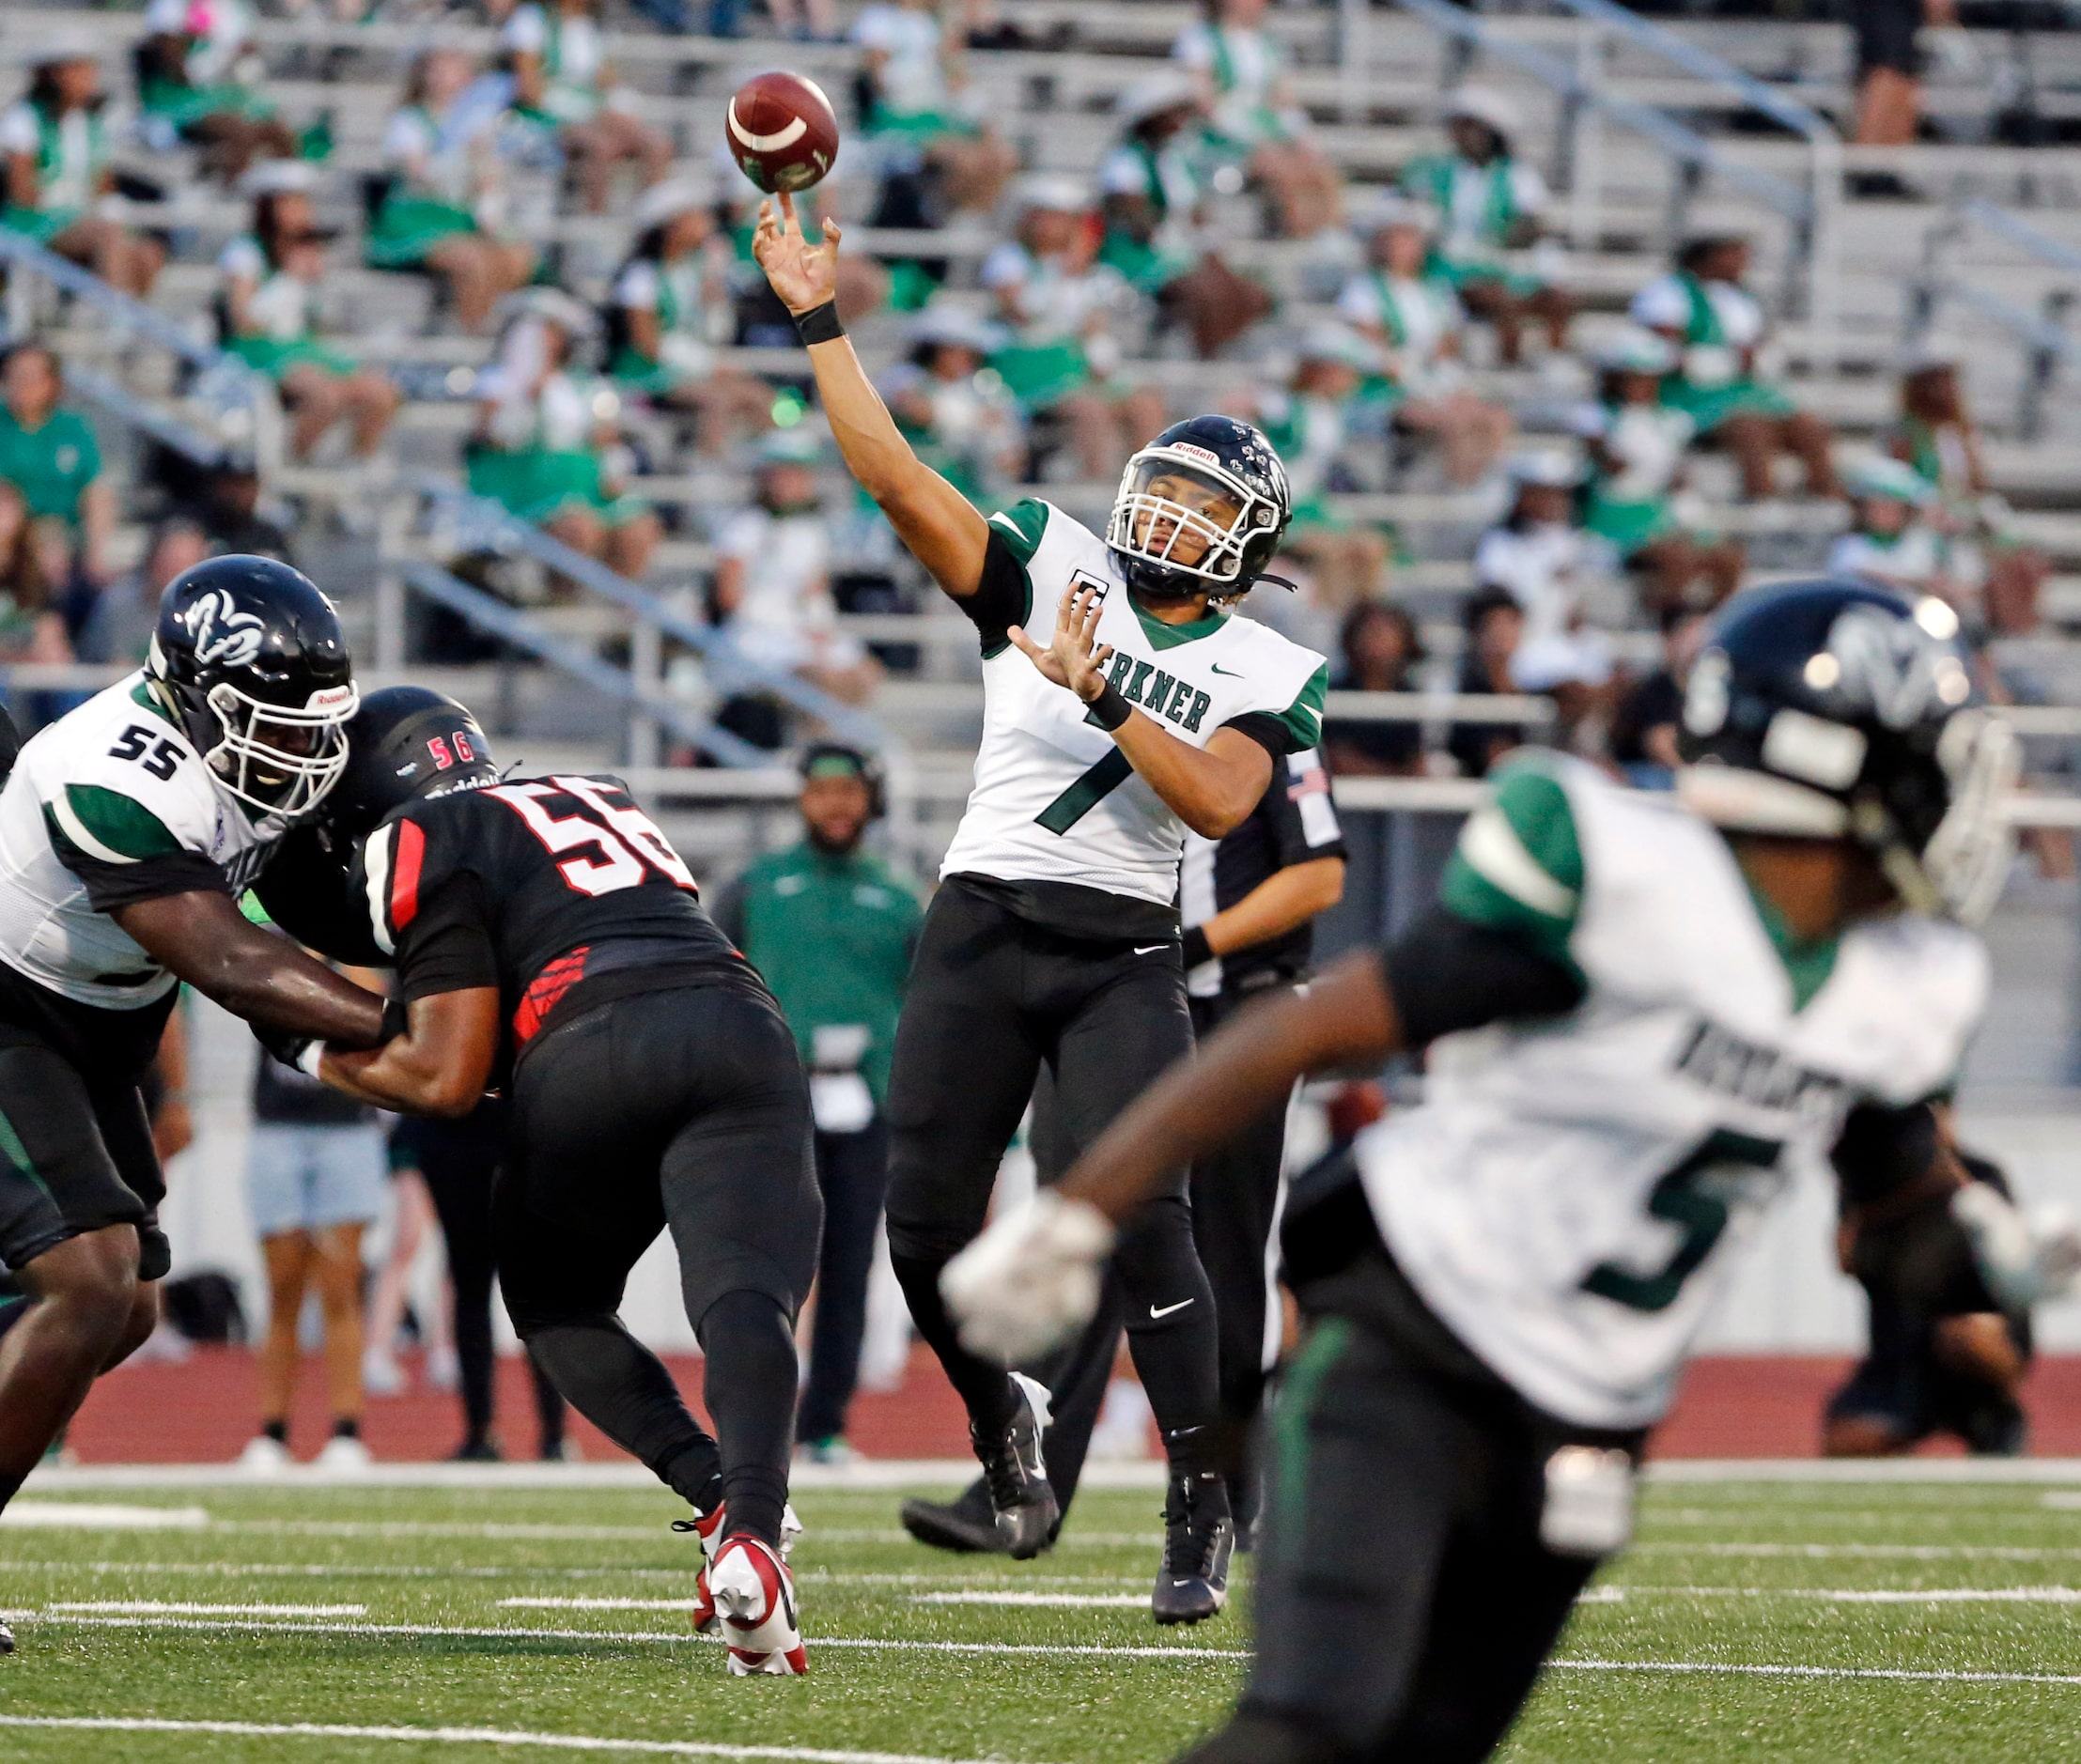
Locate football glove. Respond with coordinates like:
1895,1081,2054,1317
941,1190,1116,1365
1952,1181,2081,1312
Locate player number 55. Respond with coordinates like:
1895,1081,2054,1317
108,723,182,781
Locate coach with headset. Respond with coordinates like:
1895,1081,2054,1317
712,746,923,1464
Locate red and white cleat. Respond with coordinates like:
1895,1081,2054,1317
708,1534,807,1676
684,1501,800,1636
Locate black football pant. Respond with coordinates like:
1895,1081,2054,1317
1010,986,1295,1514
1177,1310,1601,1764
884,877,1219,1464
495,983,821,1547
797,1115,890,1447
412,1105,565,1458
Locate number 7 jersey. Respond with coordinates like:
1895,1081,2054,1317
351,774,759,1070
1359,754,1989,1431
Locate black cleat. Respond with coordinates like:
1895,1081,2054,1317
0,1614,14,1655
976,1372,1058,1560
900,1479,1008,1555
1152,1470,1235,1625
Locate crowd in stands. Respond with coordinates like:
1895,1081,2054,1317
0,0,2057,792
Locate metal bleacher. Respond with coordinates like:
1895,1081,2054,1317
6,0,2081,911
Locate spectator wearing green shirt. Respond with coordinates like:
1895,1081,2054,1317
0,342,110,581
712,746,922,1464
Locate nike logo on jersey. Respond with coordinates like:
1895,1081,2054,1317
1133,944,1172,955
1100,655,1214,735
1148,1299,1195,1319
1210,663,1243,677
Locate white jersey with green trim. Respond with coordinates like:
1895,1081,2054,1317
1359,753,1988,1431
0,673,289,1010
940,499,1328,905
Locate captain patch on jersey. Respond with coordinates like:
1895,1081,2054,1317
941,496,1328,905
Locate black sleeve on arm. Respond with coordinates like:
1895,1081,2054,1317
960,529,1033,655
1379,903,1587,1048
1830,1102,1943,1207
58,843,231,914
1220,712,1303,760
395,874,499,1002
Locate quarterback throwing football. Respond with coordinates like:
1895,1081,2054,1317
755,194,1328,1620
947,580,2080,1758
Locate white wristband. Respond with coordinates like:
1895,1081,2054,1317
296,1041,325,1079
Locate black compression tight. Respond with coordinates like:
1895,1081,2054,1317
523,1316,722,1511
693,1289,798,1549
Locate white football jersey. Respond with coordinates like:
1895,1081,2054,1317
940,500,1328,905
0,674,294,1010
1359,754,1987,1430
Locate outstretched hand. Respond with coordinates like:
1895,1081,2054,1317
1009,582,1116,704
752,192,841,317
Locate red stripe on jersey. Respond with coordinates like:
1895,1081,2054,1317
513,947,591,1044
391,819,426,931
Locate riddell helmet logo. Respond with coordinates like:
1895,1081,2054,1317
1170,443,1219,466
185,590,266,668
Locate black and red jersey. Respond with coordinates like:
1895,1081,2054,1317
350,773,760,1070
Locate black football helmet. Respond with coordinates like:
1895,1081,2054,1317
1676,578,2016,922
1105,415,1292,601
147,555,357,820
325,686,499,843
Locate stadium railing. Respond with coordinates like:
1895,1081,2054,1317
396,557,771,768
396,481,889,766
1910,198,2081,440
1394,0,1819,316
0,225,281,472
1530,0,1841,359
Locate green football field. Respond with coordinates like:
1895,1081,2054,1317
7,1469,2081,1762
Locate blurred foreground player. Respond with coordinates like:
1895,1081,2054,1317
0,557,394,1665
756,190,1327,1622
945,580,2081,1760
269,688,821,1677
1826,1100,2031,1457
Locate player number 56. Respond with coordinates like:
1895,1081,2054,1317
489,777,695,897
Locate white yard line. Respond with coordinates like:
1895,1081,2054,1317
1598,1585,2081,1604
0,1502,211,1529
908,1593,1148,1609
17,1609,1250,1661
47,1600,368,1616
500,1599,706,1613
0,1715,1049,1764
1553,1658,2081,1688
1633,1541,2081,1561
1642,1461,2081,1486
22,1462,1167,1493
0,1560,1152,1590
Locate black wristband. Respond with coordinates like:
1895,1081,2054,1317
1181,924,1213,969
1087,680,1132,732
793,300,845,346
380,997,409,1043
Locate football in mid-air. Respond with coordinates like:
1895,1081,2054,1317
726,71,841,194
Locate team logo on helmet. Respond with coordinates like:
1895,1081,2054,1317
1823,604,1971,731
185,591,267,669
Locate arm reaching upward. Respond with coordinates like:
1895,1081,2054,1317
753,193,991,601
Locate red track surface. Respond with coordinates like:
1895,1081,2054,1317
62,1345,2081,1464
